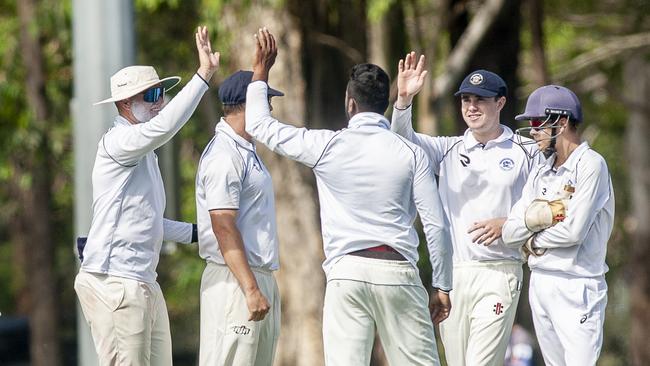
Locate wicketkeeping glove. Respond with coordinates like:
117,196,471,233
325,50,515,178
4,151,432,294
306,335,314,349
524,199,567,232
522,234,546,259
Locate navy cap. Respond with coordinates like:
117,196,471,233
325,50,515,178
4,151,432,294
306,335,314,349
218,70,284,105
454,70,507,98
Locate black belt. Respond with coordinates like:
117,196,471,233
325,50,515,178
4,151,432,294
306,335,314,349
348,245,407,261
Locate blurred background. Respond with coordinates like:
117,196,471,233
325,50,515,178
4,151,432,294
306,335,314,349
0,0,648,365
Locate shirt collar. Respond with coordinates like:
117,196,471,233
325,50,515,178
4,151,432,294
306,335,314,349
115,115,133,127
462,124,513,150
347,112,390,130
542,141,590,173
216,118,255,150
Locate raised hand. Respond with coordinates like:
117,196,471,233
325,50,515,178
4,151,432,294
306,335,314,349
396,52,428,108
252,27,278,83
195,26,220,81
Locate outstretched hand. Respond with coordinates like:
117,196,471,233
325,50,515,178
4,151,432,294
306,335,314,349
396,52,428,108
195,26,220,81
252,27,278,83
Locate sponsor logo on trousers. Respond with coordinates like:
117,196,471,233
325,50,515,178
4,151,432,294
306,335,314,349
232,325,251,335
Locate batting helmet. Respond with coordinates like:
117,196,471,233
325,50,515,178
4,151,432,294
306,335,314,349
515,85,582,123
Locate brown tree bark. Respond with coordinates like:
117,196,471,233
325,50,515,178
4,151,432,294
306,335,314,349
623,54,650,366
218,4,326,365
528,0,550,85
14,0,61,365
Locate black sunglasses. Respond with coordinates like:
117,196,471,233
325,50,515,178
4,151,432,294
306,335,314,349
143,86,164,103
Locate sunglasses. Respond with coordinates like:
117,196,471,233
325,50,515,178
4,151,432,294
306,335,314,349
143,86,164,103
529,119,548,131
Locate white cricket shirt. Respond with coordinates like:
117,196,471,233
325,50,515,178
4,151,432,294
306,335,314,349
502,142,614,277
391,106,542,264
245,81,452,290
195,119,280,270
81,75,208,283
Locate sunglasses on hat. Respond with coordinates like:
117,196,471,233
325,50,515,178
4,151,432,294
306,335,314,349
143,86,164,103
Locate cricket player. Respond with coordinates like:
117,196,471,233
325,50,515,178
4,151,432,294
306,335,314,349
502,85,614,365
246,29,452,366
195,70,284,365
74,27,219,365
391,53,542,366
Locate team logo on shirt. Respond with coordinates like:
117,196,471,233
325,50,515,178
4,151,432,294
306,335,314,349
460,153,471,167
469,73,484,85
499,158,515,171
493,302,504,315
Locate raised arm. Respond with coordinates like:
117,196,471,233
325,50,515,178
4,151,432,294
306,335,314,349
103,26,220,165
246,28,335,167
391,52,427,141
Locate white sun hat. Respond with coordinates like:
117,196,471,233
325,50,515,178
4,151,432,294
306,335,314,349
94,65,181,105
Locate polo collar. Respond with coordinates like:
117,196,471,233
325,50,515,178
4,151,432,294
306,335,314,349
215,118,255,151
462,124,513,150
347,112,390,130
542,141,590,173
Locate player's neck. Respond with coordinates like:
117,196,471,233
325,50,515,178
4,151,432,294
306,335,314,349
224,113,252,142
553,134,581,168
472,124,503,145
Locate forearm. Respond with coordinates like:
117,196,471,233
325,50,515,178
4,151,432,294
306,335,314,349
390,105,416,141
215,226,260,294
163,219,195,244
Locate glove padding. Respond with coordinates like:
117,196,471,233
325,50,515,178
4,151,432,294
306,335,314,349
522,234,546,259
524,199,567,232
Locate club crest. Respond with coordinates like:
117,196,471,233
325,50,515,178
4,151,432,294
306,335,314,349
499,158,514,171
469,73,483,85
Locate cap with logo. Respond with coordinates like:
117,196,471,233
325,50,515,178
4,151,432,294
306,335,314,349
218,70,284,105
454,70,507,98
94,65,180,105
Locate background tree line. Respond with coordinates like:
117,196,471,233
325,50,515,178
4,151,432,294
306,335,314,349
0,0,648,365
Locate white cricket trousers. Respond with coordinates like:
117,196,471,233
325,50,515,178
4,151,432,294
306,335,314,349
74,271,172,366
199,262,280,366
439,260,522,366
323,255,441,366
529,269,607,366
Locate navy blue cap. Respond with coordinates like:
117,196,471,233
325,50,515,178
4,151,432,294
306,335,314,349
218,70,284,105
454,70,507,98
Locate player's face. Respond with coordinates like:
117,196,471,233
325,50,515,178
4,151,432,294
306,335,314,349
460,94,504,133
529,119,553,150
131,84,165,123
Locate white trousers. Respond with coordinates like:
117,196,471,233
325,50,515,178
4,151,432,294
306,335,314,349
74,271,172,366
323,255,440,366
529,270,607,366
199,262,280,366
439,261,522,366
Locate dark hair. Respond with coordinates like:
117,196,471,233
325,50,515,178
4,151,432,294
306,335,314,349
223,103,245,116
346,64,390,114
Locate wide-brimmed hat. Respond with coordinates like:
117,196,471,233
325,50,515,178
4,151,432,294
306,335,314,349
94,65,181,105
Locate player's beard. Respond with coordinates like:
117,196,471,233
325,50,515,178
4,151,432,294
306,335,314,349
131,100,159,123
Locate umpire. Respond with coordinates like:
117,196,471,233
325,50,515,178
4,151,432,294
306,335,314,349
74,27,219,366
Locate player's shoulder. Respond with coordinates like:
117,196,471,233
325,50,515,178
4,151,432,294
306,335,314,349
577,146,609,174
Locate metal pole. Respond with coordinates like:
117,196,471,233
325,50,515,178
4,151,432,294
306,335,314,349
71,1,134,364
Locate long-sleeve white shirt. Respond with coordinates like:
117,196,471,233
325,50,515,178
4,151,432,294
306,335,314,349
245,81,452,290
391,106,542,264
502,142,615,277
81,74,208,283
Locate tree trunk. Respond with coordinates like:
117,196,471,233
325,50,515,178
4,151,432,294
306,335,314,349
447,0,521,131
527,0,550,85
623,54,650,366
16,0,61,365
218,4,326,365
